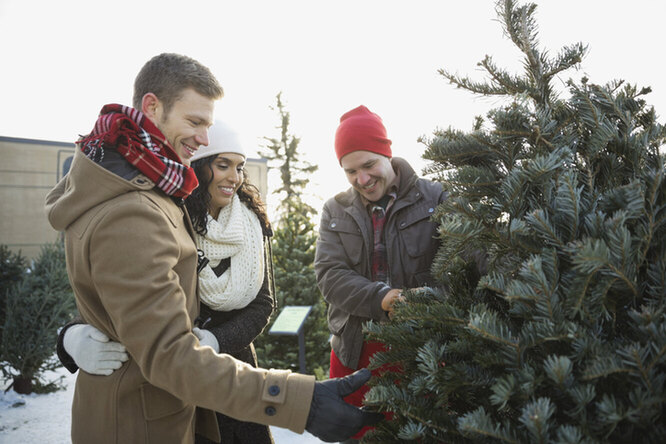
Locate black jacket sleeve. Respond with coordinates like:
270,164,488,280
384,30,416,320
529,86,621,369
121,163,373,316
201,282,274,354
200,236,276,354
56,317,85,373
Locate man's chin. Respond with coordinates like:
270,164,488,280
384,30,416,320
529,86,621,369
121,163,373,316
177,154,191,167
359,191,379,202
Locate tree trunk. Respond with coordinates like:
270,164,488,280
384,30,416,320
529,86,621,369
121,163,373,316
12,375,33,394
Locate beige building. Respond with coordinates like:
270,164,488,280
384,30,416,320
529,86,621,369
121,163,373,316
0,136,267,260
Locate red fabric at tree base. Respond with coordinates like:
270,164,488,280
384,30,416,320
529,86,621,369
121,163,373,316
329,341,396,440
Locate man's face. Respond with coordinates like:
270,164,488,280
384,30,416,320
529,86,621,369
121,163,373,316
153,88,215,166
340,150,396,202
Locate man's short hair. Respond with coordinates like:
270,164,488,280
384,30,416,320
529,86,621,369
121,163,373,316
133,53,224,114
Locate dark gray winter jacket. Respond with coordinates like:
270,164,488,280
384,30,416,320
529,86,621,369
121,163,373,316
314,157,447,369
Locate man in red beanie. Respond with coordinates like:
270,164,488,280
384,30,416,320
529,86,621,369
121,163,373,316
314,105,447,443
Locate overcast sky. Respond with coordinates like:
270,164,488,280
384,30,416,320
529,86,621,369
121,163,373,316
1,0,664,212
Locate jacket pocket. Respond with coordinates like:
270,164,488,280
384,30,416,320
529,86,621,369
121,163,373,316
328,306,350,336
396,204,439,287
327,217,363,266
396,204,438,259
140,383,188,420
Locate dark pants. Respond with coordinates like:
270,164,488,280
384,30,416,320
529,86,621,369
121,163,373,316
195,411,274,444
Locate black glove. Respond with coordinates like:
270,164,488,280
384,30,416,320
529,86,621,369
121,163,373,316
305,368,384,442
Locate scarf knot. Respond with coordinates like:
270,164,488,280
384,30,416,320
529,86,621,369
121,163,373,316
78,104,198,198
196,194,264,311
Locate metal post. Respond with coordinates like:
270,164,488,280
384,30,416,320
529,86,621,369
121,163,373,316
268,305,312,374
298,329,306,374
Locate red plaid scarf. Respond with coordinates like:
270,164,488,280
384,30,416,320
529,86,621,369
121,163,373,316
78,104,198,198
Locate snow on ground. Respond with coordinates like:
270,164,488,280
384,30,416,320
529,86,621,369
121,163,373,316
0,365,323,443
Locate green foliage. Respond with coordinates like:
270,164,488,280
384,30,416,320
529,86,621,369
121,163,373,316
1,242,77,394
363,1,666,442
0,245,28,345
259,92,318,221
254,93,330,376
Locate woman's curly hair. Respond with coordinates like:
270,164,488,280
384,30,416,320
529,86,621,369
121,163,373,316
186,155,270,236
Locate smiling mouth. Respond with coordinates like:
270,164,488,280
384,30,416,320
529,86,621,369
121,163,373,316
219,186,235,195
182,142,197,156
361,180,377,191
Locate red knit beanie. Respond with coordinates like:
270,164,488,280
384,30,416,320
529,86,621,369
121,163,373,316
334,105,392,163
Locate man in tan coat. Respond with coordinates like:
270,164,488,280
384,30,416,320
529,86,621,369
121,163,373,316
46,53,380,444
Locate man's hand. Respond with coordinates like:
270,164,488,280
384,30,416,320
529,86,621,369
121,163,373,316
192,327,220,353
381,288,405,317
305,369,384,442
63,324,128,376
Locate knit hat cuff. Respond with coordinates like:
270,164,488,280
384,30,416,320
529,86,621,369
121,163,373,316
334,105,392,163
191,120,245,162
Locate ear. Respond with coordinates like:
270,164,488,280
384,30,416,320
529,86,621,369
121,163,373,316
141,93,162,121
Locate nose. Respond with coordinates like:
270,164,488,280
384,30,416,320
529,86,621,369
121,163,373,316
357,171,371,186
195,128,209,147
230,168,241,184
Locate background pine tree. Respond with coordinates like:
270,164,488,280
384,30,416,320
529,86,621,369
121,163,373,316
363,1,666,442
1,242,77,394
254,93,331,377
0,245,28,347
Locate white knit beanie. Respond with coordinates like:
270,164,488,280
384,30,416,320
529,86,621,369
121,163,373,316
190,120,246,162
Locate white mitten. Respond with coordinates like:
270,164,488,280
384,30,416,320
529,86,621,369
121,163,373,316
192,327,220,353
63,324,128,375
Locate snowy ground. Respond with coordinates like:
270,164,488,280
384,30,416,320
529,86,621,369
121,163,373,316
0,365,324,443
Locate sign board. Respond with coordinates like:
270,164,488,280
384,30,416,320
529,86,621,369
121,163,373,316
269,305,312,335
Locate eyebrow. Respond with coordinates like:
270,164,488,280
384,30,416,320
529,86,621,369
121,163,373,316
215,156,245,166
186,114,213,127
345,160,375,173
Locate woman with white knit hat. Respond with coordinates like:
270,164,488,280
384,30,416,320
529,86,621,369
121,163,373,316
185,120,276,444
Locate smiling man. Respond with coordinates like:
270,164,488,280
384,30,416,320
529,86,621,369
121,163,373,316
46,54,381,444
314,105,448,443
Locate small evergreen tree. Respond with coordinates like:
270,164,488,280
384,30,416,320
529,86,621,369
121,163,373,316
364,1,666,442
1,242,77,394
0,245,28,346
254,93,330,377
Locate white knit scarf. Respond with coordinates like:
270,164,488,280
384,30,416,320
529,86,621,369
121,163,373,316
196,194,264,311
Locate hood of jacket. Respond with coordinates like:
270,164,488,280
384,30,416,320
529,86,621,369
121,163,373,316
46,147,156,231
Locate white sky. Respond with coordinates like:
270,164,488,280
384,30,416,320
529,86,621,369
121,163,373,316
1,0,665,213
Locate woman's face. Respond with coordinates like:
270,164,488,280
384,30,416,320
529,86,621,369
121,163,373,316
206,153,245,219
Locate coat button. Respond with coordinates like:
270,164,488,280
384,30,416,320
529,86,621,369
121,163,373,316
428,207,434,213
265,406,277,416
268,385,280,396
400,222,406,228
330,222,337,228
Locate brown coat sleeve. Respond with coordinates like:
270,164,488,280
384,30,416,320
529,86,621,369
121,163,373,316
85,192,314,432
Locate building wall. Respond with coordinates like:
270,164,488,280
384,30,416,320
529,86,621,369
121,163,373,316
0,136,267,260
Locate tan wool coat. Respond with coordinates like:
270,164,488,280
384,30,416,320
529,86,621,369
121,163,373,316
46,149,314,444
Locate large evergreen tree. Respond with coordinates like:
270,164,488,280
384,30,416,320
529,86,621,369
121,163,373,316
254,93,330,377
364,1,666,442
